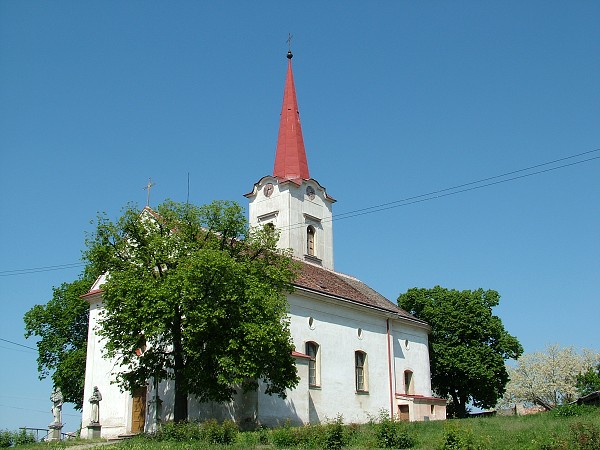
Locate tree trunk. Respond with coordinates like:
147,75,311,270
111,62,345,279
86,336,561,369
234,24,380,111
451,391,468,418
172,309,188,422
457,395,468,418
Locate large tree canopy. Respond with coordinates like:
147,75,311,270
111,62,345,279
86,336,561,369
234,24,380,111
398,286,522,418
501,345,600,408
24,271,97,410
84,200,300,422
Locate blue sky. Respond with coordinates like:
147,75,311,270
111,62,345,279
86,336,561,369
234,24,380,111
1,1,599,432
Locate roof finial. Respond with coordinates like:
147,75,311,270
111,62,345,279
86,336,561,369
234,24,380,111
144,177,156,207
286,33,293,59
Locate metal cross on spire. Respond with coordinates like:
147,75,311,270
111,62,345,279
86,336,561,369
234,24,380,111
286,33,293,52
144,177,156,207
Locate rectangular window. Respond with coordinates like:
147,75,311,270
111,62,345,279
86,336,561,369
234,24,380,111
404,370,414,394
355,351,367,392
307,226,315,256
306,342,319,387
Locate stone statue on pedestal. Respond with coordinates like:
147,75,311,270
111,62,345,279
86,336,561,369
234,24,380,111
89,386,103,424
50,387,63,425
48,387,64,441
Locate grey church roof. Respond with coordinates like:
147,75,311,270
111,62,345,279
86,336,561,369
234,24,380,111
295,261,428,326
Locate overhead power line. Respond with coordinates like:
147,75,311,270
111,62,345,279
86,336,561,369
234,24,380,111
0,148,598,277
281,148,600,231
0,337,37,351
0,344,37,354
0,403,80,417
0,403,51,415
0,262,84,277
332,151,600,223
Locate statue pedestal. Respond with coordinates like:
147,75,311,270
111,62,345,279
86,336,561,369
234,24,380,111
48,423,63,442
87,423,101,439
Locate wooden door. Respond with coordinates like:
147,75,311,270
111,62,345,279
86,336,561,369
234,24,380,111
131,388,146,434
398,404,410,421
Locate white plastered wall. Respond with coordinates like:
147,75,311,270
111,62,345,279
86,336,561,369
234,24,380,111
82,295,134,439
286,289,432,424
390,321,433,397
247,176,334,270
82,285,438,434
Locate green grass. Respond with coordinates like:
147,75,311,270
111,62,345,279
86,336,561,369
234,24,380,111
1,437,108,450
8,406,600,450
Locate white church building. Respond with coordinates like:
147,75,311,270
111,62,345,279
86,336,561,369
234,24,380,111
81,51,445,438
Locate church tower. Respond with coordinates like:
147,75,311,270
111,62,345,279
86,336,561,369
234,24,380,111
245,51,335,270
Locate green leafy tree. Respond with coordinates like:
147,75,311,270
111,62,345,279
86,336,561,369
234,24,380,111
398,286,522,418
24,271,97,410
84,200,300,422
577,364,600,396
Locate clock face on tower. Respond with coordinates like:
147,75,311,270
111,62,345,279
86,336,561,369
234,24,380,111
263,183,274,197
306,186,315,200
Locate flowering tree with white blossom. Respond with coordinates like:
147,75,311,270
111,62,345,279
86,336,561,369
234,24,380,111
500,344,600,409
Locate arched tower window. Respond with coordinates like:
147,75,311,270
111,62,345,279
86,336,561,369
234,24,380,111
307,225,315,256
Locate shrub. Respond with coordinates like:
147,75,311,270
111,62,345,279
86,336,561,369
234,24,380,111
152,419,237,444
0,430,11,448
236,428,266,446
12,429,36,446
373,411,415,449
439,422,489,450
271,421,300,448
323,414,346,450
202,419,222,444
154,421,203,441
257,426,270,445
552,404,593,418
214,419,238,444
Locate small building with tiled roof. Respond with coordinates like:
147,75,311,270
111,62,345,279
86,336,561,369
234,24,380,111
81,50,444,438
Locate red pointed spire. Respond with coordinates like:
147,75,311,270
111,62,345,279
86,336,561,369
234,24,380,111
273,51,310,182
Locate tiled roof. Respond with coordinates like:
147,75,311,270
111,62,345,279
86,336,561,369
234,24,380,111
291,350,310,359
294,261,427,325
396,393,446,403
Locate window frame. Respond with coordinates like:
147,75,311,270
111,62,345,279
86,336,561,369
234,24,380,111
306,341,320,388
355,350,368,393
404,370,414,395
306,225,316,256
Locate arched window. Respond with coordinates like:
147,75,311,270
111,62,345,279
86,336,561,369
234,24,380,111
404,370,414,394
306,341,320,387
307,225,315,256
355,351,368,392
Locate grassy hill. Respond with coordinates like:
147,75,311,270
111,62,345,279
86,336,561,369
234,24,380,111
10,405,600,450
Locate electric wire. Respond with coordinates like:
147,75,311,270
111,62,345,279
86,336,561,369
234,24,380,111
0,344,37,353
0,148,598,276
281,148,600,231
0,263,84,277
334,154,600,222
0,337,37,351
0,403,80,417
334,149,600,221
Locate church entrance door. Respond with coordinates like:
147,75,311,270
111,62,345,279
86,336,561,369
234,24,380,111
131,388,146,434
